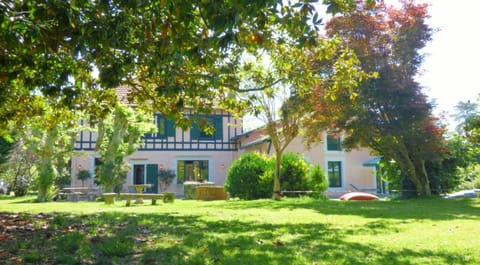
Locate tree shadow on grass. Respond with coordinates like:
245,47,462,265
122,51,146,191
137,213,472,265
220,197,480,221
1,211,474,264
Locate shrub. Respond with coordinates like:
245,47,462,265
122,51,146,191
262,152,310,197
306,165,328,197
279,152,309,193
0,140,36,196
224,152,271,200
456,164,480,190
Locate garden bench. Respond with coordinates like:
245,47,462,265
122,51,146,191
60,187,101,201
119,192,175,206
119,193,164,206
102,192,175,206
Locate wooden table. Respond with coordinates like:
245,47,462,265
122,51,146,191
127,184,152,204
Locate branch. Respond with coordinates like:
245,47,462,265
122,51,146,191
234,78,285,93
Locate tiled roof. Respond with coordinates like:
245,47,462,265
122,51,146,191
115,85,132,104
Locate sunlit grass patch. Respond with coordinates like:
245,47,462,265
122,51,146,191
0,195,479,264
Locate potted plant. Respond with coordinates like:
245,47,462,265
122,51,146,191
77,169,91,187
158,168,175,192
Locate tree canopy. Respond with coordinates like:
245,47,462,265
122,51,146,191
1,0,336,134
3,0,376,199
302,0,444,196
465,109,480,144
452,100,479,135
238,33,367,197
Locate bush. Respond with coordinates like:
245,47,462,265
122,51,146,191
456,164,480,190
226,152,329,199
279,152,309,193
224,152,271,200
7,174,33,196
306,165,328,197
262,152,310,197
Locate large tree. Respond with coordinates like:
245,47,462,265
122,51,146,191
1,0,334,135
24,98,80,201
303,0,443,196
452,100,479,135
465,113,480,144
2,0,369,199
464,97,480,144
239,35,366,198
95,104,155,192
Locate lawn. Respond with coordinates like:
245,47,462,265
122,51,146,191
0,196,479,265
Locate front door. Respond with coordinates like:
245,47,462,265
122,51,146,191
133,164,145,185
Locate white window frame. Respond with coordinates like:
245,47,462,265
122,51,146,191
325,158,346,190
324,132,344,153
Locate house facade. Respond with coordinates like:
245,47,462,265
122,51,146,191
71,108,380,197
235,128,379,197
71,108,242,196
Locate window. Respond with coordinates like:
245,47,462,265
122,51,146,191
326,134,342,151
144,114,175,139
328,161,342,188
199,117,214,139
191,115,223,140
177,160,209,184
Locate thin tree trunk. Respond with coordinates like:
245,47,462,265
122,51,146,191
273,151,282,199
416,159,432,196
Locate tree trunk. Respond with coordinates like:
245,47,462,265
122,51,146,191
36,129,57,202
416,159,432,196
399,158,432,197
393,140,430,197
273,151,282,199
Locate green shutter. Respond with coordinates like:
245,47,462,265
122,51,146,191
177,161,185,184
157,117,165,137
166,120,175,137
191,122,199,140
146,164,158,193
213,116,223,140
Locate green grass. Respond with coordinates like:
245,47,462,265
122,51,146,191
0,196,479,264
